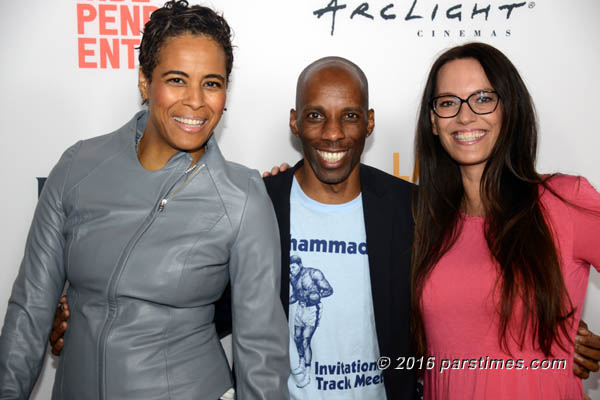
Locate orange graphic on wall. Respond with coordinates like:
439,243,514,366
393,152,417,183
77,0,158,69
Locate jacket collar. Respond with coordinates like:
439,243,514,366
124,110,226,172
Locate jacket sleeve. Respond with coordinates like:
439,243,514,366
228,172,290,400
0,142,80,398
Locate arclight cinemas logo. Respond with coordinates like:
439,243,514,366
312,0,536,37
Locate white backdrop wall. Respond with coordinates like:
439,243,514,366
1,0,599,398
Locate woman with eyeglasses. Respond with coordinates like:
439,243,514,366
411,42,600,399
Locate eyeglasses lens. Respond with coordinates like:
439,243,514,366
433,91,498,118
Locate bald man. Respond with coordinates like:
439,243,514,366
263,57,417,399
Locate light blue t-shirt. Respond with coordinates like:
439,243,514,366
287,177,386,400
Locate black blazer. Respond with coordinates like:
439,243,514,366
263,160,417,400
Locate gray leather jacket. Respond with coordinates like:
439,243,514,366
0,111,290,400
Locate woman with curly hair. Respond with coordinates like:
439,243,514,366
0,1,289,399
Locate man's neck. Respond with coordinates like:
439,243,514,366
294,163,361,204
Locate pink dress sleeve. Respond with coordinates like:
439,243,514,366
569,177,600,271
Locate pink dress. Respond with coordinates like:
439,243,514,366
422,175,600,399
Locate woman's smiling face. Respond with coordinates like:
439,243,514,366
431,58,502,175
139,34,227,165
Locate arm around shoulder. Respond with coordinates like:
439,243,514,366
228,172,290,400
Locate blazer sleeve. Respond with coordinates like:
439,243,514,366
0,142,80,398
228,172,290,400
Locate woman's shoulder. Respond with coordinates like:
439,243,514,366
75,111,139,153
216,161,276,235
59,123,136,192
542,174,599,202
212,160,270,213
201,136,262,195
219,160,263,192
541,174,600,218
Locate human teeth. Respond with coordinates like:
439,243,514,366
454,131,486,141
173,117,205,126
317,150,347,162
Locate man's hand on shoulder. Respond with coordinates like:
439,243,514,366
262,163,291,178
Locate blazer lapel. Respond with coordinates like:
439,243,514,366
360,165,393,352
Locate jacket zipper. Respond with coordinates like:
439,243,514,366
158,164,204,212
97,163,205,400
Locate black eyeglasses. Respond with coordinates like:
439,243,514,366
431,90,500,118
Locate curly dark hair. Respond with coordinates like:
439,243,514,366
138,0,233,84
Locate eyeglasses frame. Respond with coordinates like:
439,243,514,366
430,90,501,118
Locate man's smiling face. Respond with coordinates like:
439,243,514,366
290,63,374,186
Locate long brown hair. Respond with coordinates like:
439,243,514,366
411,42,573,358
